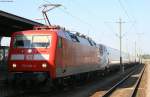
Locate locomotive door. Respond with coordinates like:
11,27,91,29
56,37,67,76
61,38,68,74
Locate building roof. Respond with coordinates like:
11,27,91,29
0,10,44,37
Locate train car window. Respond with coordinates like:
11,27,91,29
58,37,62,48
103,47,107,53
99,45,103,55
13,35,32,48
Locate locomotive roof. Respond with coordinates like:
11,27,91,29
12,25,98,47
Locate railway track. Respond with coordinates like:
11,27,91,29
101,64,145,97
0,64,144,97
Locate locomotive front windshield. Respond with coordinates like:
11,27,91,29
13,35,51,48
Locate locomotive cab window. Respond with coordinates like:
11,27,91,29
32,35,51,48
13,36,32,48
13,35,51,48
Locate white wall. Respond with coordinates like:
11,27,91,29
1,37,10,46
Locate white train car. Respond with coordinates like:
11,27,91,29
102,46,136,70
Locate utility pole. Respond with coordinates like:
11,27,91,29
116,18,125,73
135,41,137,63
136,32,144,64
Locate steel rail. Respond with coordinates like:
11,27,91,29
129,65,146,97
101,65,143,97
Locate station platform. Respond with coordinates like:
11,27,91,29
137,60,150,97
144,60,150,97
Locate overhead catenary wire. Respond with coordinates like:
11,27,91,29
117,0,138,36
40,0,97,37
68,0,98,19
122,21,136,37
117,0,131,21
117,0,141,54
59,7,98,39
63,0,107,38
120,0,137,21
41,0,94,28
104,21,117,36
60,7,94,28
116,0,141,59
103,0,137,38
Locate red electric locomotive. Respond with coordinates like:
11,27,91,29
8,26,108,83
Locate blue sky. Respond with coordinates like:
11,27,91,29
0,0,149,55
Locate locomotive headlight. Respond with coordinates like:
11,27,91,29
12,64,16,68
42,63,47,68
